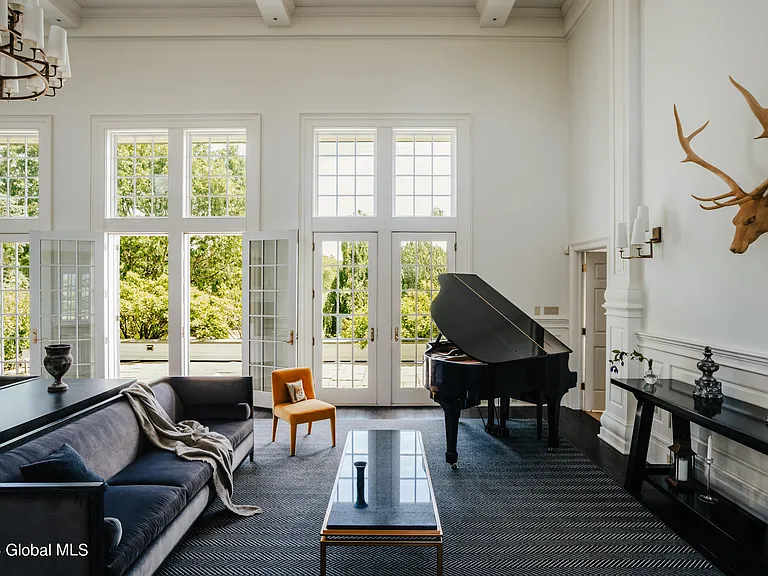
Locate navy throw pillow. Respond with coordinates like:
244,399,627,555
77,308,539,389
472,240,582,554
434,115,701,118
20,444,107,485
103,517,122,553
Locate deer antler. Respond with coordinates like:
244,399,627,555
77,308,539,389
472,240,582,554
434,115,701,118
730,76,768,140
674,105,750,209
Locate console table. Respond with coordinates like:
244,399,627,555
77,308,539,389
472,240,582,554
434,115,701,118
610,378,768,494
0,377,136,448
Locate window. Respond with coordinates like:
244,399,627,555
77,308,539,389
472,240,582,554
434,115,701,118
94,115,260,380
394,131,454,217
0,132,39,218
112,133,169,218
188,131,247,217
315,131,376,217
0,242,30,375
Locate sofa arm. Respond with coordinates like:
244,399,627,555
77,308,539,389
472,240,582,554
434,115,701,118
0,482,105,576
155,376,253,408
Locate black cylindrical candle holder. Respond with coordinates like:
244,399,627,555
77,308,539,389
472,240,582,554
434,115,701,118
353,461,367,509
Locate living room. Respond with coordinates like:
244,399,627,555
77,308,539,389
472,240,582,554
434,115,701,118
0,1,766,575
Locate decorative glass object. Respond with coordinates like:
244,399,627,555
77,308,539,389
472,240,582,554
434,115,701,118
643,369,658,386
666,443,697,492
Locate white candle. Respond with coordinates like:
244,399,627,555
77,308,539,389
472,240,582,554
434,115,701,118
677,459,689,482
707,435,713,460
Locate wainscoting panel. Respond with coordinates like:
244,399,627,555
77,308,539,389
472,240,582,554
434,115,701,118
637,332,768,523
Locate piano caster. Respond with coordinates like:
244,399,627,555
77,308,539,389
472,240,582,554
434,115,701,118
485,424,510,438
449,462,458,470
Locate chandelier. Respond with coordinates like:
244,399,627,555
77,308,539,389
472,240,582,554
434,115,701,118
0,0,70,101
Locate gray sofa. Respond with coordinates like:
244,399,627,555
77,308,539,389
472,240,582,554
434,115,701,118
0,376,254,576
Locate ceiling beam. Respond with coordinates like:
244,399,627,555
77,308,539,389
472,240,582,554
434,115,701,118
255,0,294,27
476,0,516,28
40,0,81,29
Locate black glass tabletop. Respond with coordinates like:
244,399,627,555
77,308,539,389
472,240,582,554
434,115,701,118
324,430,440,532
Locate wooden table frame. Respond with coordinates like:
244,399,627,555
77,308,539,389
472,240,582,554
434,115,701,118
320,431,443,576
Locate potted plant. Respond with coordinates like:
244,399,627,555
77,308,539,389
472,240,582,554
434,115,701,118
609,349,658,386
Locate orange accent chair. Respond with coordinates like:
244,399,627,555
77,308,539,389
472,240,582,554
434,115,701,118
271,367,336,456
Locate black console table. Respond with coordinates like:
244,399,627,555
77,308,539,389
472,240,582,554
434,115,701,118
611,377,768,574
0,378,136,448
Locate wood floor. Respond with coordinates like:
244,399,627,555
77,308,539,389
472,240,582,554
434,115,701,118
256,404,761,576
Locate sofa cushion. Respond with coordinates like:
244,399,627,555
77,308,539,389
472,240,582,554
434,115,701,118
0,398,145,483
185,403,252,422
108,450,211,499
20,443,107,485
104,485,186,576
200,419,253,449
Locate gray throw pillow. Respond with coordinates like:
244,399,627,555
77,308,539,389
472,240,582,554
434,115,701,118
104,517,122,553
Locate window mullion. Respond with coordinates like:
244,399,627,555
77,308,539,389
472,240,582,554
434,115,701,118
377,127,393,227
167,128,185,375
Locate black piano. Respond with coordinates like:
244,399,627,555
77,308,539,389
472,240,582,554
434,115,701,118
423,273,577,468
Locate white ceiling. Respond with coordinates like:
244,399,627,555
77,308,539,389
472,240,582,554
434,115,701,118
75,0,567,10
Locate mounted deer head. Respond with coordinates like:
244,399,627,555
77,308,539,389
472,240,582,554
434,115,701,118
674,76,768,254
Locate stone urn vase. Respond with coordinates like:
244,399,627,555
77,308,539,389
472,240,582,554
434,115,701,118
44,344,73,393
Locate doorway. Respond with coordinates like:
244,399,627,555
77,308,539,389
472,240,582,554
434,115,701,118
312,232,455,406
581,251,607,417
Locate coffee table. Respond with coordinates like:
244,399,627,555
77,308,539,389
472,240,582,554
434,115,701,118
320,429,443,575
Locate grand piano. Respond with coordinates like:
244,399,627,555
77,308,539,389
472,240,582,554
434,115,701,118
423,273,577,468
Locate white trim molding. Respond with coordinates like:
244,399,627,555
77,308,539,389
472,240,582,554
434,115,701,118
563,0,596,41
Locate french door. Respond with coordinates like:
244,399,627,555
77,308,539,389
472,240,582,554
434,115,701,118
243,231,299,408
29,232,106,379
312,232,454,406
313,233,377,405
391,233,455,404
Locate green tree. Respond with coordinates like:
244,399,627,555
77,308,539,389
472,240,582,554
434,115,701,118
1,242,30,373
119,235,242,341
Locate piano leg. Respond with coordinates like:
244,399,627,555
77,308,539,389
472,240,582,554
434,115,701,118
545,395,561,450
441,402,461,470
485,397,510,437
536,397,543,441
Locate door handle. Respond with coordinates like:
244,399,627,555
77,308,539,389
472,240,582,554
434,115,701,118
370,327,375,342
284,330,295,345
394,327,399,342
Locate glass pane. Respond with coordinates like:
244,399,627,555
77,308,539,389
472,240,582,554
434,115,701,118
399,239,449,389
394,130,455,217
0,132,39,219
320,240,370,390
314,131,376,217
113,133,169,218
187,132,247,217
0,242,31,376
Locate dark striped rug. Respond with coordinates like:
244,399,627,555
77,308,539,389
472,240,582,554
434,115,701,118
156,418,721,576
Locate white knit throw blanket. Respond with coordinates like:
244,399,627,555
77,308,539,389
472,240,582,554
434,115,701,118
121,382,261,517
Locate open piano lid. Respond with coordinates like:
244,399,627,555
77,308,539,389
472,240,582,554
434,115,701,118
430,273,572,364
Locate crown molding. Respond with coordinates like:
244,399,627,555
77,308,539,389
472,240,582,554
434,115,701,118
72,11,566,40
563,0,595,41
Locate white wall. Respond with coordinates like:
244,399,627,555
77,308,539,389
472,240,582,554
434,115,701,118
0,36,571,319
639,0,768,520
567,0,610,245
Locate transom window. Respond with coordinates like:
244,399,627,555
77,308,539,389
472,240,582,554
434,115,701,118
315,131,376,217
312,128,456,219
188,131,246,217
0,131,39,219
394,131,453,217
112,133,169,218
1,242,30,375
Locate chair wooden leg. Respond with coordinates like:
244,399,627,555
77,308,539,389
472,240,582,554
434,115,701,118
308,421,313,435
290,422,297,456
271,416,278,442
330,414,336,447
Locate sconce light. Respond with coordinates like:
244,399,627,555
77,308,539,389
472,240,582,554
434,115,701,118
616,205,662,259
